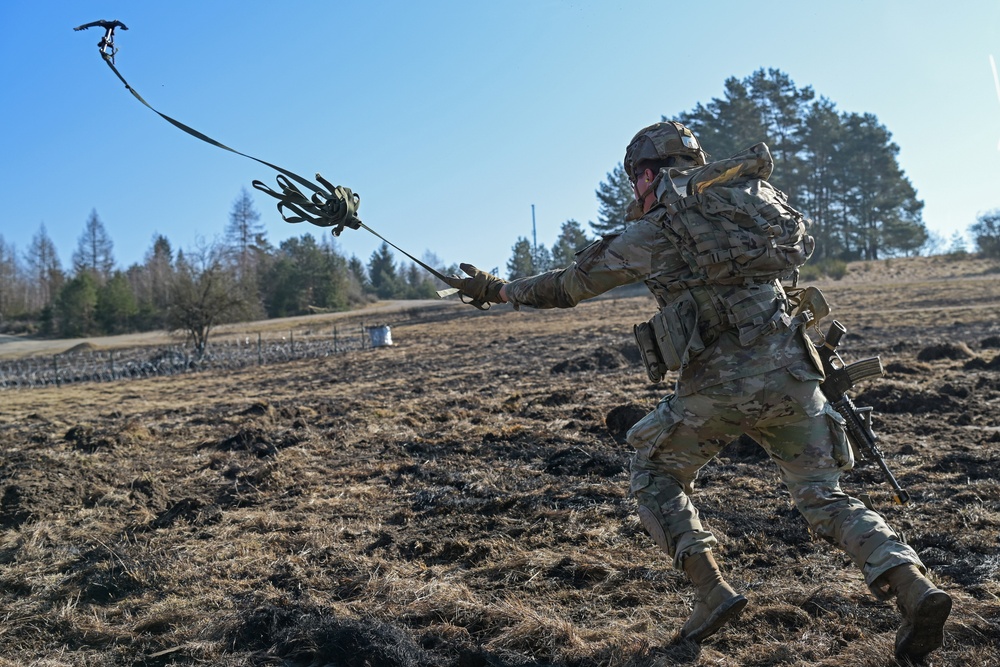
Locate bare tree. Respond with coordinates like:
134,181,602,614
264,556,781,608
24,223,63,311
0,235,24,321
167,240,249,356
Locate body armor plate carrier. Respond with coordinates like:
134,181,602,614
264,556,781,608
635,143,815,381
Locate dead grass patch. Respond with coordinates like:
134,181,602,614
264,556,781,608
1,262,998,665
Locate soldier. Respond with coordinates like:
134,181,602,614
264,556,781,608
445,121,952,661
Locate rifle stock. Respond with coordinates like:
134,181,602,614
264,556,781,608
817,320,911,506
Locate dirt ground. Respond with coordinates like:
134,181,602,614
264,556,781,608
0,300,450,360
1,256,999,666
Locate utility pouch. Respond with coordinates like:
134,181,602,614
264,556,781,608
633,297,704,382
789,285,831,326
634,321,668,383
788,285,831,376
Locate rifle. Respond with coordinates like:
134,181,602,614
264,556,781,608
816,320,911,506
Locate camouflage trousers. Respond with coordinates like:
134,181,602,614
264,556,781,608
627,364,923,598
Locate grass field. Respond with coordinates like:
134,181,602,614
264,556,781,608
1,256,999,666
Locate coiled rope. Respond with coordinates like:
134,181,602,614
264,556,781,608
83,22,458,293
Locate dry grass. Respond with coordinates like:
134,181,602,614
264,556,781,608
1,255,999,666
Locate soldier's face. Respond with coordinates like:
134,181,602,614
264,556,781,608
632,168,654,201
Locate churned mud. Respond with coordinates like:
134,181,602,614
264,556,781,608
1,256,998,666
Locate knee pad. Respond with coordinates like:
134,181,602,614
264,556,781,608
637,504,675,557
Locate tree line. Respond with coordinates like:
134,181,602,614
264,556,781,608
517,68,996,277
0,189,453,343
4,68,997,340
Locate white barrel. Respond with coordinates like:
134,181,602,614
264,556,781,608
368,325,393,348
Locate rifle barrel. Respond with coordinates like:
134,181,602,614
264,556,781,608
833,396,910,506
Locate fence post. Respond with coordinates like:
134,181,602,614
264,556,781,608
257,332,263,366
290,330,294,355
361,323,366,350
110,351,115,378
53,355,60,387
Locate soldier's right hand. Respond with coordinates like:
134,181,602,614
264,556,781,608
443,263,506,309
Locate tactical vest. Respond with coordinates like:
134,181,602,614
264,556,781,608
633,144,815,382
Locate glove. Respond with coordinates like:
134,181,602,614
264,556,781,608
444,263,506,310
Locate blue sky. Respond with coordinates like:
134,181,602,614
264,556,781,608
1,1,998,279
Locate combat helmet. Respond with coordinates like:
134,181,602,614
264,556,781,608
624,121,707,183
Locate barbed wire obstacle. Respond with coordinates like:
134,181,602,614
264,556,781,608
0,326,382,391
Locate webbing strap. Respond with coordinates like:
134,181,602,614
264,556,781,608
101,56,338,213
94,49,458,293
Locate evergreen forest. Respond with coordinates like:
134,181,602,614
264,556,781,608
2,69,997,340
0,190,453,342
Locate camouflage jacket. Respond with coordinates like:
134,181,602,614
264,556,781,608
504,210,819,395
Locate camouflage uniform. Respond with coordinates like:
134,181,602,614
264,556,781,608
504,161,923,598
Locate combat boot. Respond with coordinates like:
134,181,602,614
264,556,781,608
679,551,748,642
880,564,952,660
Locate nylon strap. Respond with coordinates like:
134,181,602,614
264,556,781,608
95,50,459,295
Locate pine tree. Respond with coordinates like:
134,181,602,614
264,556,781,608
348,255,369,293
315,236,352,310
678,76,768,163
506,237,536,279
261,234,354,316
743,68,814,193
96,271,138,333
675,69,928,260
71,209,115,282
551,220,591,268
947,232,968,257
367,243,401,299
531,244,553,274
837,112,926,260
800,98,843,259
224,187,265,277
591,165,634,236
221,188,266,319
127,234,175,330
970,209,1000,257
147,234,174,316
56,272,99,337
402,262,437,299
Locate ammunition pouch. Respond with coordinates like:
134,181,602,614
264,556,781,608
685,281,792,347
633,321,667,383
725,283,789,346
633,296,705,383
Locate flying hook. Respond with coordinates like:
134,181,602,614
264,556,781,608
74,19,128,63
